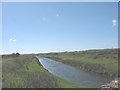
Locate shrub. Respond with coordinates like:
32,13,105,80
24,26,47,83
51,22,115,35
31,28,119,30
12,53,20,57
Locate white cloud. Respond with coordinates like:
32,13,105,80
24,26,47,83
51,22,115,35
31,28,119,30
56,13,59,17
112,19,117,26
9,38,17,42
13,39,16,42
9,38,13,41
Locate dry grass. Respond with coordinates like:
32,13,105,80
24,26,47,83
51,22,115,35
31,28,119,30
40,49,118,78
2,55,60,88
2,54,80,88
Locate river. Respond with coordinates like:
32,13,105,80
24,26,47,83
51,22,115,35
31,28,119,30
37,56,111,88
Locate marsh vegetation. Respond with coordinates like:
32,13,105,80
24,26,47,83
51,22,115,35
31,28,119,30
40,49,118,78
2,49,119,88
2,54,79,88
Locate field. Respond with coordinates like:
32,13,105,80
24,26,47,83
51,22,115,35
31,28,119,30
2,49,119,88
40,49,119,78
2,54,80,88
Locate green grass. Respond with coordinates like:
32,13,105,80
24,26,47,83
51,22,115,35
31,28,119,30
58,55,118,73
2,55,58,88
2,54,81,88
3,74,25,88
27,56,82,88
41,49,118,77
45,54,118,72
56,77,85,88
27,58,44,72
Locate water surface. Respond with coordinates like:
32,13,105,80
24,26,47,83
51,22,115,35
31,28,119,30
37,56,111,88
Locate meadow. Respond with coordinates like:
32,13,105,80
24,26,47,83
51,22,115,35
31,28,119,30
2,54,80,88
2,49,119,88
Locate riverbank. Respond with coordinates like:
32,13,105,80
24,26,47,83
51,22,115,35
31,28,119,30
2,54,81,88
40,49,118,79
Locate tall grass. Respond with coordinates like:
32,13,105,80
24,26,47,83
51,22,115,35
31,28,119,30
2,55,80,88
2,55,60,88
41,49,118,78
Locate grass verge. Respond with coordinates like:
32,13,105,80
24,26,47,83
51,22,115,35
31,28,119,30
2,54,81,88
41,49,118,78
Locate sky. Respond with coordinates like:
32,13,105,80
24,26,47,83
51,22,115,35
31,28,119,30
0,3,2,54
2,2,118,54
1,0,119,2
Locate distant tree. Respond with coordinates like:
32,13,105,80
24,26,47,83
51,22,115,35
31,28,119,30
11,52,20,57
16,52,20,57
12,53,16,57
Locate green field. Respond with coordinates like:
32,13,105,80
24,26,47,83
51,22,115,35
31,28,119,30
2,49,119,88
41,49,118,78
2,55,81,88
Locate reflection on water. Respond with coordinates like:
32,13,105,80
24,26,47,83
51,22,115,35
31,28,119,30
37,57,111,88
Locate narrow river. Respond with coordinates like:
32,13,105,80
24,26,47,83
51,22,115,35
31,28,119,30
37,56,111,88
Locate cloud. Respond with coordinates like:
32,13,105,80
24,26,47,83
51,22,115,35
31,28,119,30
13,39,16,42
9,38,17,42
9,38,13,41
112,19,117,26
56,13,59,17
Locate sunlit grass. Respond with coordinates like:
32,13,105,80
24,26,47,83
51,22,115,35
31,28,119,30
2,55,59,88
42,49,118,77
56,77,85,88
2,55,81,88
27,58,44,72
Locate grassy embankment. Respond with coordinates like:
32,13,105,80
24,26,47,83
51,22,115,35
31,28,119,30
41,49,119,78
2,54,81,88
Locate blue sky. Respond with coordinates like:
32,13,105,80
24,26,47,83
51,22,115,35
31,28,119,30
2,2,118,54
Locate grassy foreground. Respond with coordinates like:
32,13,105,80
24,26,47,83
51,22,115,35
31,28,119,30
40,49,118,78
2,54,80,88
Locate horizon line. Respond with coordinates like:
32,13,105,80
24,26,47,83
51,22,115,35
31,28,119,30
1,47,119,55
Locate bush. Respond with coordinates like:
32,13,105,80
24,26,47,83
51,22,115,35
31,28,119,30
16,53,20,57
12,53,20,57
